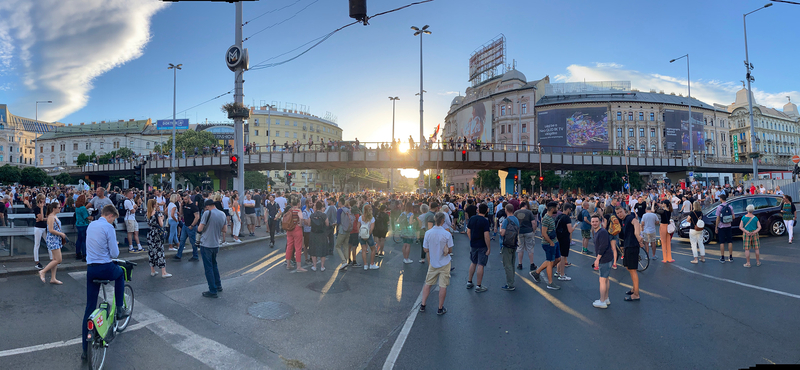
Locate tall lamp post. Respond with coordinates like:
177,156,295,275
411,25,431,193
669,54,693,167
744,3,773,180
35,100,52,167
389,96,399,191
168,63,182,190
265,104,274,152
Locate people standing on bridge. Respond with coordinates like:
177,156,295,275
740,205,762,268
687,201,706,264
408,135,415,150
199,199,226,298
466,203,490,293
38,202,65,284
616,206,643,301
419,212,453,316
779,194,796,244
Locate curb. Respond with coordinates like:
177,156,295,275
0,234,286,278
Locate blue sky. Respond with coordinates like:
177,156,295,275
1,0,798,147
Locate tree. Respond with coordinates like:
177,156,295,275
20,167,51,186
154,130,217,155
77,152,96,166
0,164,21,184
244,171,269,190
561,170,643,193
475,170,500,192
53,172,73,184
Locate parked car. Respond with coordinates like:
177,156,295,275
678,194,788,244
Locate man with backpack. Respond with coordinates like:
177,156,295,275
466,203,491,293
554,203,575,281
577,204,592,255
530,202,561,290
499,204,520,291
715,194,735,263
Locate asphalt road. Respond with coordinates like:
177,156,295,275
1,226,799,370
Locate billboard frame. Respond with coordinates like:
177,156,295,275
469,35,506,86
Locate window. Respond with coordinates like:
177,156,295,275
650,113,654,121
73,156,77,163
303,124,307,130
85,143,90,150
628,112,633,121
650,128,656,137
628,128,634,137
293,121,297,127
285,132,289,138
73,143,78,150
293,132,297,138
651,144,656,152
60,144,65,151
521,103,527,114
255,118,259,126
40,146,43,153
616,128,622,137
266,130,269,137
639,128,645,137
51,145,54,152
276,130,280,137
501,126,505,134
640,144,645,151
522,124,527,133
0,155,3,162
146,142,150,148
255,130,259,136
617,112,622,121
100,143,104,149
639,112,644,121
501,105,506,116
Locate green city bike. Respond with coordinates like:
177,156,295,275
86,259,136,370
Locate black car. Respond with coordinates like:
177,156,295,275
678,194,788,244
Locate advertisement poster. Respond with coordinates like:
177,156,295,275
537,107,608,152
664,109,703,152
455,101,491,143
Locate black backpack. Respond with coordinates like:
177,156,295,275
720,204,734,224
502,218,520,249
310,212,326,233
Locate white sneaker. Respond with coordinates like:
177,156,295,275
604,298,611,306
592,300,608,309
162,273,172,278
339,262,348,270
404,258,413,264
419,259,425,263
169,248,178,251
311,266,317,271
369,264,379,270
235,239,242,243
364,265,368,270
557,275,572,281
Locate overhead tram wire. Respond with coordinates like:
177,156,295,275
159,89,234,120
248,0,434,71
243,0,321,43
242,0,303,26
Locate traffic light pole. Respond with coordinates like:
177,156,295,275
233,2,245,201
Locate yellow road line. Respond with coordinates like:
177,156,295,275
396,271,403,302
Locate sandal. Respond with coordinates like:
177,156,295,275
624,296,640,301
625,290,634,295
38,271,46,283
50,280,63,285
756,262,761,267
743,263,751,268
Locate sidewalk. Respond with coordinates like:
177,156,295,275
0,227,286,278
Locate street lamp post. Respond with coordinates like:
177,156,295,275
744,3,773,180
411,25,431,193
670,54,693,167
265,104,274,152
389,96,399,192
35,100,52,167
168,63,182,190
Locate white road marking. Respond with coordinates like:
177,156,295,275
382,289,424,370
671,264,800,300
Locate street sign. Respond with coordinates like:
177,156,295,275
792,155,800,164
688,171,694,177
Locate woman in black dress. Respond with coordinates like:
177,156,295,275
146,199,172,278
307,201,330,271
373,204,389,257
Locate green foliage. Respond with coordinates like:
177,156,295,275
475,170,500,191
77,152,94,166
244,171,269,190
0,164,21,184
154,130,217,154
20,167,51,186
561,171,643,193
53,172,72,184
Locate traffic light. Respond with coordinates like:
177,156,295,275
622,175,627,183
539,176,544,182
436,175,441,187
461,150,467,161
286,172,293,186
134,163,142,184
229,155,239,176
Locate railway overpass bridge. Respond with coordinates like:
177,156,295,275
64,144,792,190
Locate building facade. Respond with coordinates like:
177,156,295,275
0,104,63,166
727,88,800,166
247,106,343,191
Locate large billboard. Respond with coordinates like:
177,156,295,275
537,108,609,152
469,36,505,84
664,109,703,152
455,101,491,144
156,119,189,130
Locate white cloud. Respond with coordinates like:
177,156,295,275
0,0,167,121
438,91,460,96
554,62,799,111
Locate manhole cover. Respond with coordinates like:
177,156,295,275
248,301,294,321
306,280,350,294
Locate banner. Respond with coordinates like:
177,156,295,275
733,135,739,162
664,109,703,152
455,101,491,144
156,119,189,130
537,107,608,152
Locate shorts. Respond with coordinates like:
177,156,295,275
516,232,535,254
255,208,263,217
125,219,139,232
598,261,612,278
223,209,230,217
424,262,451,287
349,233,360,247
541,242,557,262
623,247,639,270
581,229,591,239
402,237,415,244
557,236,570,257
743,233,759,250
374,229,388,239
643,232,658,243
470,247,488,266
717,227,733,243
360,235,376,247
245,214,257,226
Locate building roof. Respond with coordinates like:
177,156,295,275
501,68,526,83
536,91,718,111
37,120,151,140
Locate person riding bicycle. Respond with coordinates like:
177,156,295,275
82,204,131,361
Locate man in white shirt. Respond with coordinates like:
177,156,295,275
155,190,166,212
275,192,287,212
123,189,143,252
419,212,453,315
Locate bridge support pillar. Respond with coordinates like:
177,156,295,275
499,168,516,195
213,171,230,191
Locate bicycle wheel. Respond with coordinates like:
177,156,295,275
392,227,402,244
115,284,134,332
638,247,650,272
88,339,106,370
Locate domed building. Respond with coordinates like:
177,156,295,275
728,88,800,166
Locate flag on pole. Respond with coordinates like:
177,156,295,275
429,124,440,140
